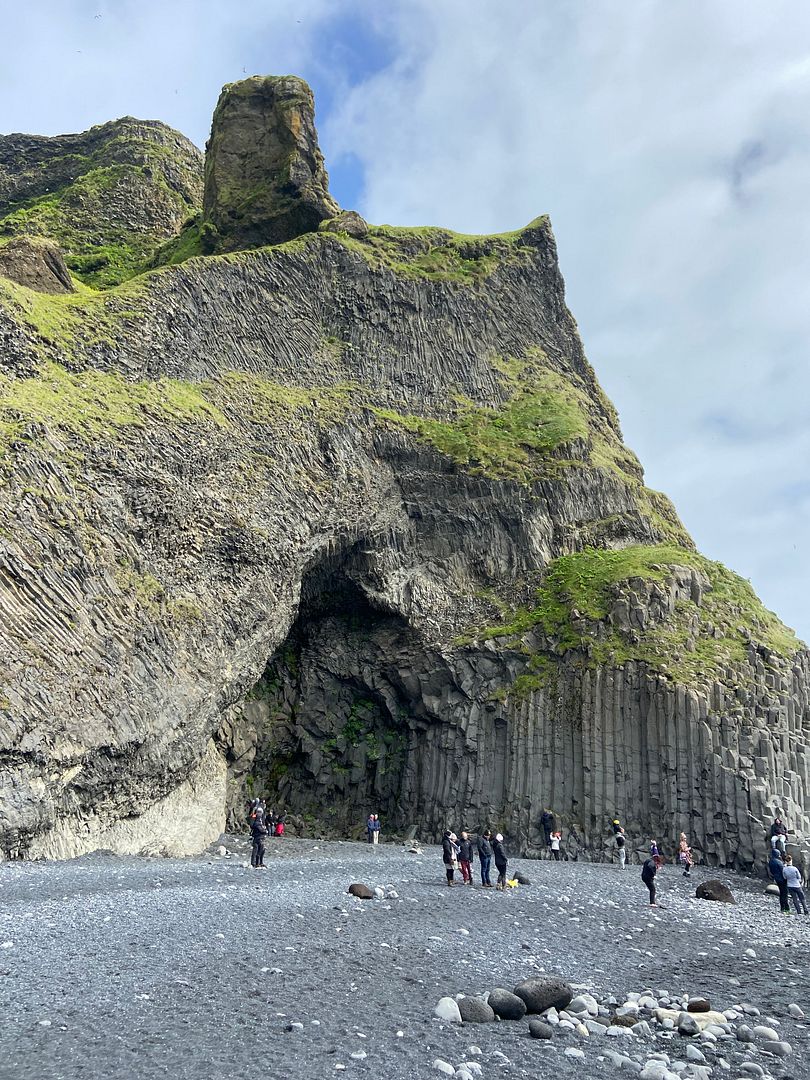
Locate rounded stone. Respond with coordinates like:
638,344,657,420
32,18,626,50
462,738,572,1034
434,997,462,1023
528,1019,554,1040
487,988,527,1021
695,880,735,904
687,998,711,1013
347,883,374,899
457,997,495,1024
514,977,573,1014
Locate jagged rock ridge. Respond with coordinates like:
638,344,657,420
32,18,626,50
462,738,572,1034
0,77,807,870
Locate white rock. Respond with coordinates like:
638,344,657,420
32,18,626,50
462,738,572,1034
463,1064,483,1077
564,1047,585,1059
434,997,462,1023
762,1041,792,1058
685,1046,706,1063
433,1061,455,1076
788,1003,805,1019
639,1062,669,1080
752,1025,779,1042
457,928,470,935
455,1071,474,1080
737,1064,765,1078
467,1046,482,1056
374,887,385,899
350,1051,367,1060
744,948,756,959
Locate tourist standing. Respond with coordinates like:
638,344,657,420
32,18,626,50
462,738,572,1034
274,812,285,837
782,855,808,915
371,814,381,845
250,809,269,869
550,832,562,861
442,830,460,887
492,833,508,890
768,848,790,914
641,856,658,906
541,809,555,852
458,831,474,886
677,833,693,878
477,830,494,888
615,826,627,869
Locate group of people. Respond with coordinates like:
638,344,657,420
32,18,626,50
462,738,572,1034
442,829,509,889
248,800,286,869
365,814,381,844
767,817,807,915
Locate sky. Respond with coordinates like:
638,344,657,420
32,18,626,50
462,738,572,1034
2,1,809,641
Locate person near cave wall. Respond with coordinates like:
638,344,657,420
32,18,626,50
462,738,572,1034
540,809,555,853
442,830,460,886
641,855,658,906
492,833,509,890
768,847,791,914
250,807,269,869
457,831,474,885
477,830,494,888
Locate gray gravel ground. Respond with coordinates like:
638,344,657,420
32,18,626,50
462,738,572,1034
0,838,808,1080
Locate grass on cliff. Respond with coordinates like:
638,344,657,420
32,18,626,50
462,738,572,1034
0,359,225,457
466,544,802,684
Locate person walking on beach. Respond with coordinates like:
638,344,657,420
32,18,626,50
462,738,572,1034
458,831,474,886
550,832,562,861
615,826,627,869
492,833,508,890
782,855,808,915
641,856,658,906
477,830,494,888
768,848,790,914
250,808,269,869
677,833,693,878
442,830,460,886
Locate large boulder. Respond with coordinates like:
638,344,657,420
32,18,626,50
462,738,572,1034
513,977,573,1014
695,880,735,904
202,75,340,253
0,236,74,293
488,988,527,1021
347,883,374,899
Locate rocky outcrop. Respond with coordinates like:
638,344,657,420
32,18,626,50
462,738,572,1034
201,75,340,253
0,117,203,287
0,78,807,868
0,236,74,293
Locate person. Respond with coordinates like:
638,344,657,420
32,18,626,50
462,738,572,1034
458,831,474,886
442,830,460,886
492,833,508,890
782,855,808,915
768,848,790,914
250,807,269,869
611,818,623,836
541,809,554,852
770,815,788,857
641,856,658,906
650,839,662,870
366,814,375,843
550,832,562,861
274,812,285,837
371,814,381,845
477,830,494,888
677,833,693,878
615,826,627,869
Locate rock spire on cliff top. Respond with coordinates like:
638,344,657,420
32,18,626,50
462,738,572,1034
201,75,340,253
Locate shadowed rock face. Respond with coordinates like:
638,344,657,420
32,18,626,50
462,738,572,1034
202,75,339,252
0,78,808,870
0,236,74,293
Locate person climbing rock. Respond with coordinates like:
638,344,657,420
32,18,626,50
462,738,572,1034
768,848,790,914
641,855,658,906
615,826,627,869
492,833,508,890
770,814,788,857
782,855,808,915
250,808,269,869
550,832,562,861
677,832,693,877
540,809,554,852
477,830,493,887
458,831,474,885
442,830,460,886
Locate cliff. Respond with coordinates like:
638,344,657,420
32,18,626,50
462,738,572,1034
0,77,807,869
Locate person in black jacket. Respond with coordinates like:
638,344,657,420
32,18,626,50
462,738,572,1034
492,833,508,890
540,809,554,853
458,831,474,886
641,856,657,905
477,830,493,887
768,849,790,914
442,831,460,886
250,809,269,869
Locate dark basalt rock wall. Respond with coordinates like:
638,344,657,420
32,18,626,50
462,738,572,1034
0,78,807,869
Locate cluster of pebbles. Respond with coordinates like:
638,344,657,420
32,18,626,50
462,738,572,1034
432,976,804,1079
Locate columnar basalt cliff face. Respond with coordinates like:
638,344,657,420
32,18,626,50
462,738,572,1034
0,77,807,868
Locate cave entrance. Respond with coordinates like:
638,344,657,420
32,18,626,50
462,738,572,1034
233,543,420,836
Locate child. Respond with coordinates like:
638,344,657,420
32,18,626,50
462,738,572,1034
492,833,508,890
550,832,562,861
650,839,662,870
782,855,808,915
615,827,627,869
678,833,693,878
458,831,474,885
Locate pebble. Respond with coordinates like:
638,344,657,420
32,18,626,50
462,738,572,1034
685,1046,706,1063
788,1003,805,1019
762,1040,792,1058
433,1060,455,1076
564,1047,585,1059
751,1024,779,1042
737,1065,765,1078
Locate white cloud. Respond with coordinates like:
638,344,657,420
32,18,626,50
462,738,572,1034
325,1,810,640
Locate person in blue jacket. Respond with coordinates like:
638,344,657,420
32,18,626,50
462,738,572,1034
768,849,790,914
